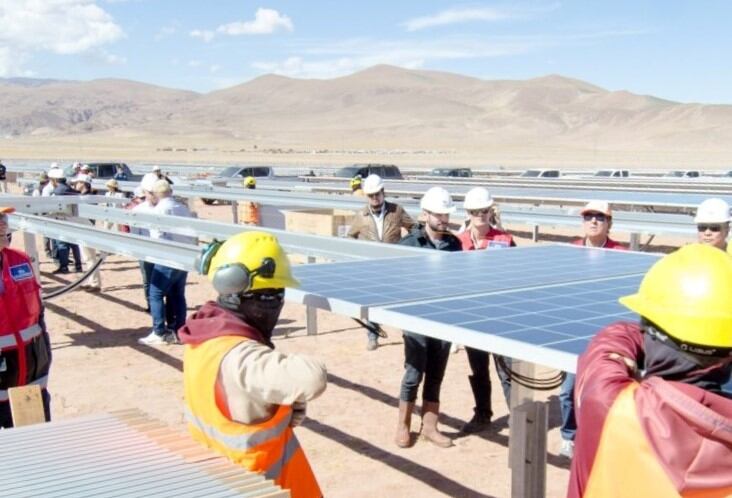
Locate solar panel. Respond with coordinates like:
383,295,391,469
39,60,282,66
370,275,643,373
288,244,658,318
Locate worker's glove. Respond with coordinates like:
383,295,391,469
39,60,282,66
290,401,307,427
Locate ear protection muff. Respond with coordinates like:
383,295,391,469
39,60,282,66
211,257,277,296
196,239,223,275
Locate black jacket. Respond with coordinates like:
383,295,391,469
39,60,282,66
52,181,78,196
398,223,462,252
0,163,6,180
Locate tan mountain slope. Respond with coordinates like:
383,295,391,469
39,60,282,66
1,65,731,154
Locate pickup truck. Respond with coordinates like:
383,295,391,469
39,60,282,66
334,164,403,180
429,167,472,178
594,169,630,178
520,169,560,178
199,166,275,204
63,162,143,182
664,170,701,178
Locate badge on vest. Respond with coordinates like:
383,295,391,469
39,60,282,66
487,240,510,249
9,262,33,281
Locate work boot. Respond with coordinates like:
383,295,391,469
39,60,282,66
394,401,414,448
461,411,491,433
420,401,453,448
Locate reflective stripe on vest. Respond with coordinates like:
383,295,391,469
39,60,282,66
0,374,49,402
265,432,301,481
184,407,291,452
0,323,42,350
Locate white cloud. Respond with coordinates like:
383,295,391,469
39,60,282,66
155,25,177,41
210,64,221,73
217,8,293,36
0,0,123,75
403,7,511,32
188,60,202,67
190,29,215,43
0,0,124,54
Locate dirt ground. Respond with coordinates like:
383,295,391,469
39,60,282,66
13,192,697,498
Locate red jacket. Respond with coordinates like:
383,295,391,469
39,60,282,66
458,227,516,250
572,237,627,250
568,322,732,497
0,248,51,403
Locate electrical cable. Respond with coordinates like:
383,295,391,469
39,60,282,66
42,254,107,300
495,355,566,391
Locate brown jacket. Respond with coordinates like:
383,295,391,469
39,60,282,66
348,201,415,243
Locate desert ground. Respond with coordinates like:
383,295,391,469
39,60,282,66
5,178,698,498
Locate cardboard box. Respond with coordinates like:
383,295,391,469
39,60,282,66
284,208,355,237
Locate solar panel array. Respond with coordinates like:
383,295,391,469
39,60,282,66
290,244,659,371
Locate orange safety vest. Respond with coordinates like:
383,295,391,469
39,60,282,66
241,201,261,226
583,383,732,498
184,335,322,498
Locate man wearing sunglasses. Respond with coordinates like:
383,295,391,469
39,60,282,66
457,187,514,433
694,198,730,252
394,187,462,449
573,201,626,250
348,174,415,350
181,231,326,497
0,207,53,428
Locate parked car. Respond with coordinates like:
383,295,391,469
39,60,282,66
429,168,472,178
664,170,701,178
200,166,275,204
519,169,560,178
334,164,403,180
63,162,142,182
594,169,630,178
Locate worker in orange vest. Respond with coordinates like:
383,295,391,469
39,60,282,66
241,176,261,226
180,232,327,498
568,244,732,497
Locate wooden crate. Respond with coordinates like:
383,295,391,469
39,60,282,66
284,208,355,237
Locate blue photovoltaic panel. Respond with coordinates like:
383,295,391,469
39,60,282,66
370,275,644,372
292,244,657,309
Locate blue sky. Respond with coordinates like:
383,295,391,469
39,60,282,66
1,1,730,103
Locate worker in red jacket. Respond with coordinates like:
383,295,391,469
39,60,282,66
568,244,732,497
0,206,52,428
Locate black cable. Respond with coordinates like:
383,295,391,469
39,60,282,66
495,355,566,391
42,254,107,300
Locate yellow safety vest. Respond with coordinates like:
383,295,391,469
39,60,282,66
184,335,322,498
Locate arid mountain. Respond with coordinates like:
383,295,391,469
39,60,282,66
2,65,731,155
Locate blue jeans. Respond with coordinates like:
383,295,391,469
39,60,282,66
149,265,188,335
559,373,577,441
55,240,81,271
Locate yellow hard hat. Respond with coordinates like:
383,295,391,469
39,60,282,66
619,243,732,348
206,231,299,294
350,176,362,188
244,176,256,187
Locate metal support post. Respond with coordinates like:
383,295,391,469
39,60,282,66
629,232,640,251
231,201,239,224
532,224,540,242
22,231,41,284
508,360,547,498
305,256,317,335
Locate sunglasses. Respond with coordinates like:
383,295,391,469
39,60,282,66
468,209,491,216
583,213,608,222
242,289,286,302
697,224,725,232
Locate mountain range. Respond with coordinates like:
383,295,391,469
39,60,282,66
2,65,730,158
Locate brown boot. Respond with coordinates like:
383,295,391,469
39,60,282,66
420,401,453,448
395,401,414,448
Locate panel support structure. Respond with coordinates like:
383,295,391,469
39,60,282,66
306,255,318,335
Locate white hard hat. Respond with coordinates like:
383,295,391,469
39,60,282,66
74,174,91,184
49,162,59,169
463,187,495,210
80,164,91,171
420,186,455,214
152,179,172,194
140,172,159,192
152,165,161,172
580,200,612,217
48,168,64,180
694,198,731,223
362,174,384,195
133,186,145,198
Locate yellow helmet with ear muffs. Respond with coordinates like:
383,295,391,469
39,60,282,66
197,231,299,295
